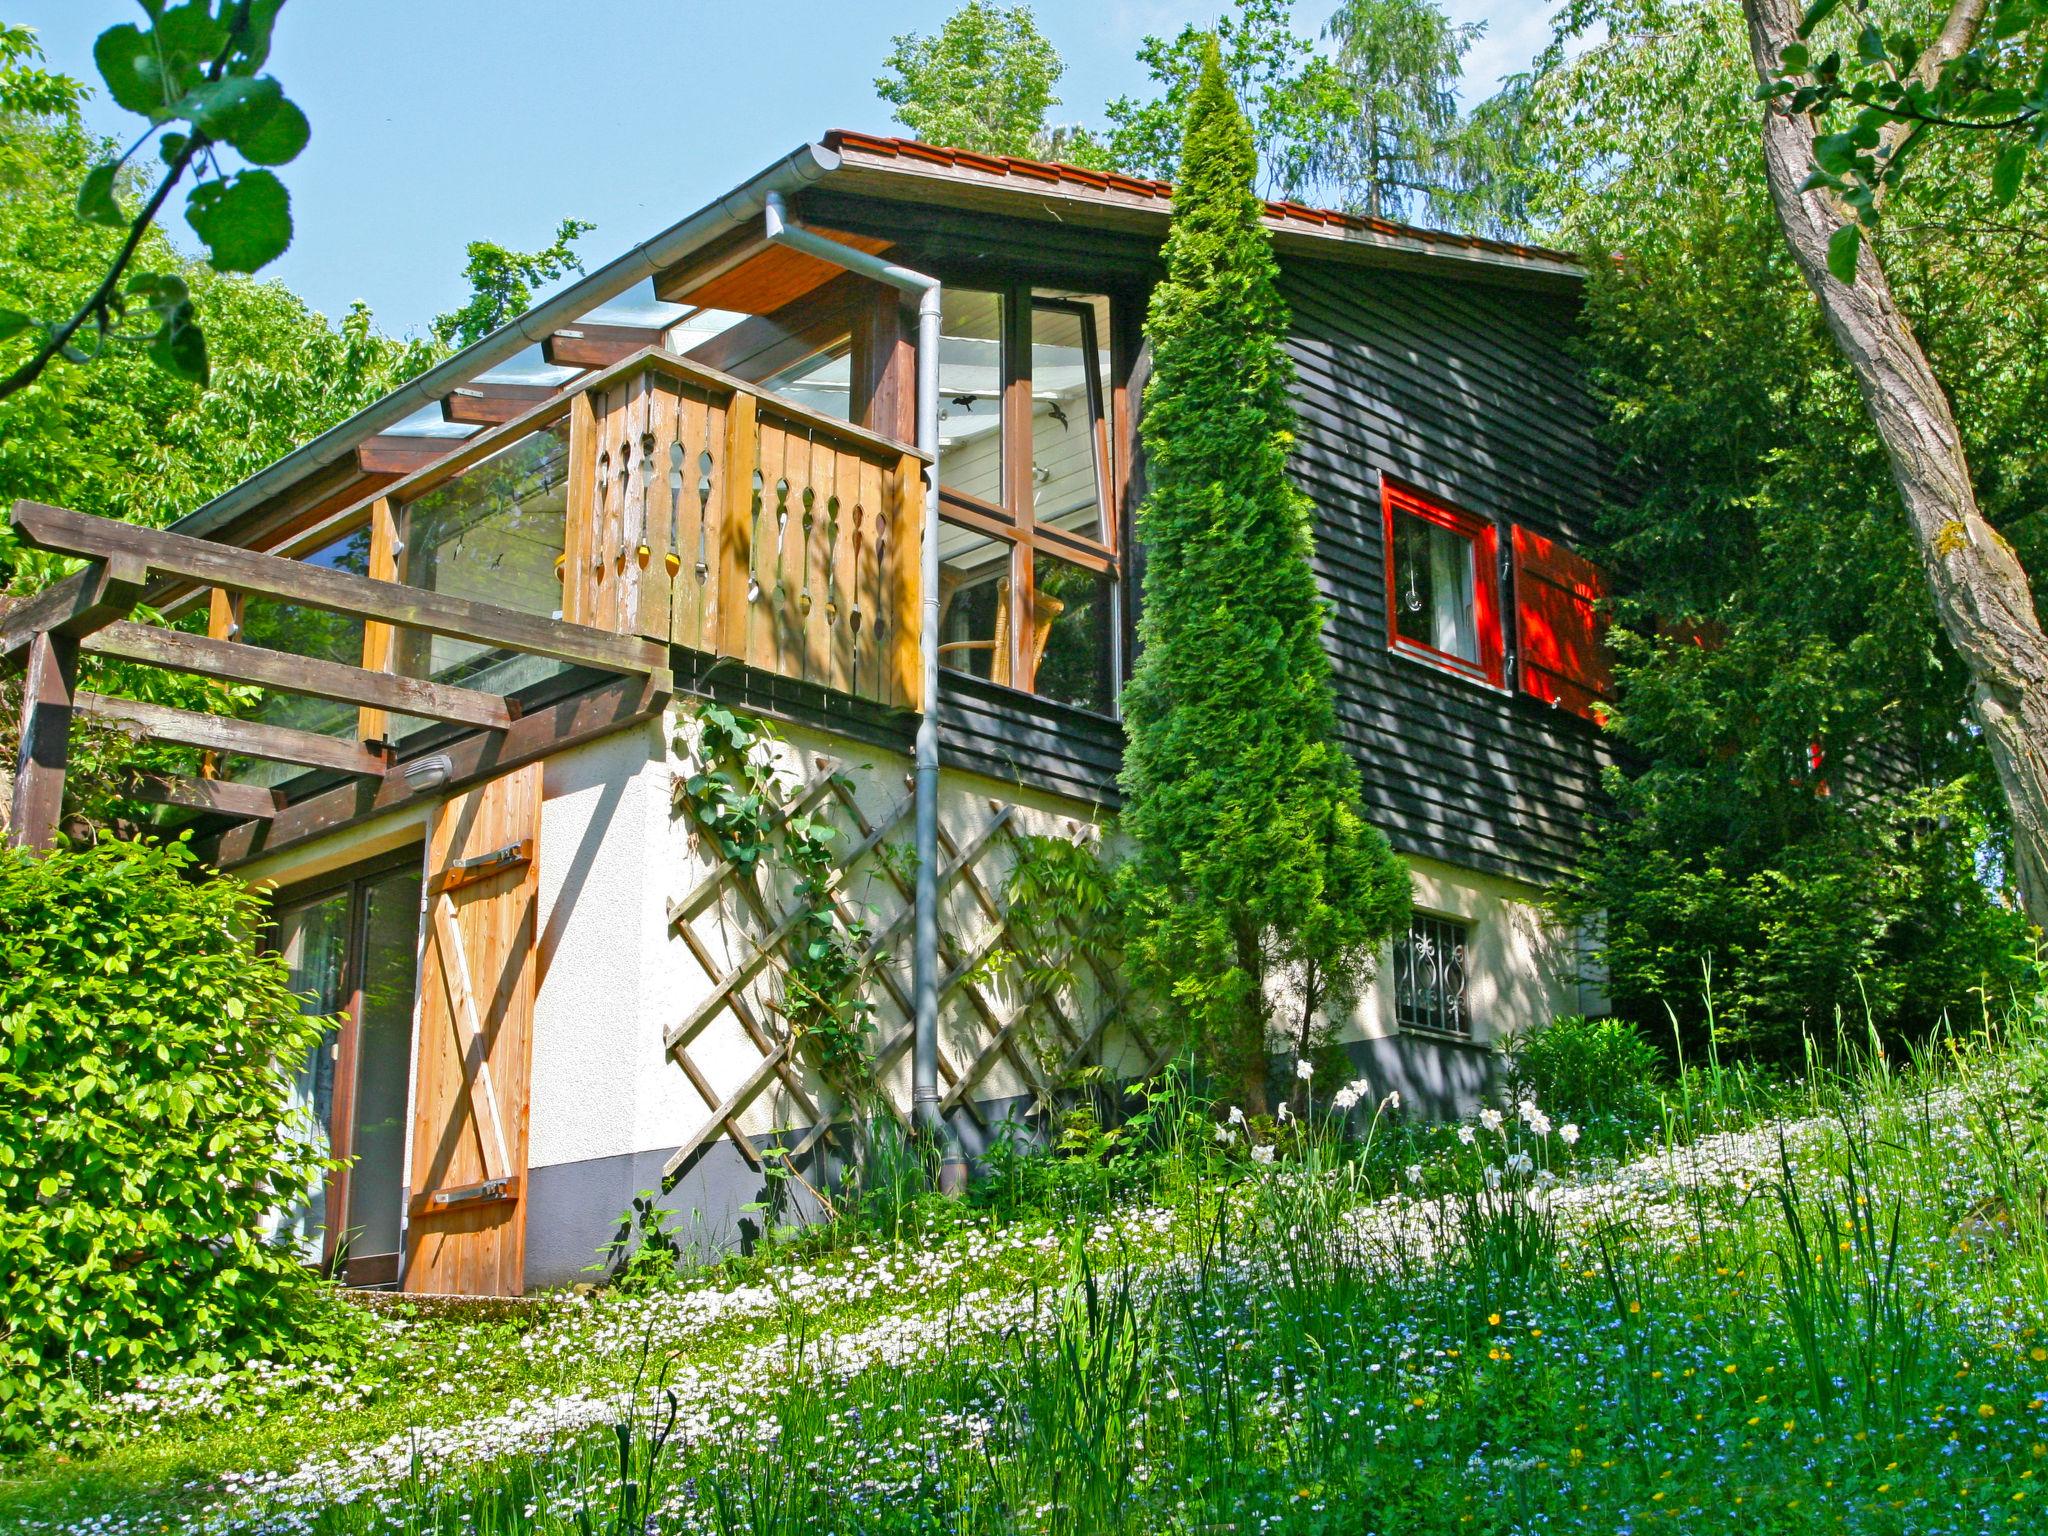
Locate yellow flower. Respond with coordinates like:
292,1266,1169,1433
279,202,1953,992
1489,1313,1502,1326
1982,1404,1998,1419
2031,1347,2046,1363
1724,1363,1738,1375
1629,1300,1642,1315
1530,1328,1543,1339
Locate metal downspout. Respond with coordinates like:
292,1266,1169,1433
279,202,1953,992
760,193,962,1189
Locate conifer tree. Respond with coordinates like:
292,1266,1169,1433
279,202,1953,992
1118,41,1409,1111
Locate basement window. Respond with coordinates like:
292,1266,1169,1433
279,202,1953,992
1394,913,1472,1038
1383,479,1504,687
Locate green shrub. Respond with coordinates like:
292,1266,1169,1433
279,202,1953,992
1504,1014,1664,1127
0,837,329,1448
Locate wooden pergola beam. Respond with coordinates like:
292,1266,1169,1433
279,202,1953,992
129,772,285,820
441,384,557,427
0,554,151,673
79,692,391,777
11,500,670,679
84,620,519,732
200,670,668,866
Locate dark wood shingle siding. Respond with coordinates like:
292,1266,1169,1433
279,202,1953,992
1281,258,1617,888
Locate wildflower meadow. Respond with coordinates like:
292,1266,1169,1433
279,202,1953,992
2,997,2045,1535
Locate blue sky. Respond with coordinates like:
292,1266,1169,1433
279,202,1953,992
11,1,1558,339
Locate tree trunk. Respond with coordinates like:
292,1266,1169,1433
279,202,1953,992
1742,0,2048,931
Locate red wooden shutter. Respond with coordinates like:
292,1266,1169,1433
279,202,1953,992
1511,525,1613,721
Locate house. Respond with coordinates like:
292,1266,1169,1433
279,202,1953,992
2,130,1619,1296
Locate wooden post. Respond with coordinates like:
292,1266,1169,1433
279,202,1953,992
562,393,598,628
358,497,400,744
202,586,241,779
888,451,924,709
9,632,78,850
716,390,760,663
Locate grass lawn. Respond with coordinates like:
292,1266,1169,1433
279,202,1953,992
5,1017,2048,1534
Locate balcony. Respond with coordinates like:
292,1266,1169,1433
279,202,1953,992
1,346,928,848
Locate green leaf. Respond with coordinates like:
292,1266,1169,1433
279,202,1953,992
1993,141,2028,204
176,73,279,135
1856,24,1886,63
229,93,308,166
1827,222,1863,283
1796,0,1843,38
76,161,127,228
1813,131,1859,174
184,169,292,273
37,1176,58,1199
92,23,164,117
0,308,31,343
147,307,208,384
1781,41,1810,71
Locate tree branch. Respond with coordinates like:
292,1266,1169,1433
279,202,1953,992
0,134,207,404
1872,0,1991,174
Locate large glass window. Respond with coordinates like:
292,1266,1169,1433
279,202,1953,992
758,339,853,421
1029,297,1112,547
273,859,423,1284
1030,553,1116,714
937,289,1005,508
932,287,1123,716
394,422,572,718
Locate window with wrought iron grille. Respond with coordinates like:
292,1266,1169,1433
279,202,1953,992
1394,914,1472,1037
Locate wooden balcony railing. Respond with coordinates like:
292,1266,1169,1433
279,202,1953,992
563,351,926,709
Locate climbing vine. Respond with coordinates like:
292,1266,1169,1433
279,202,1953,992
674,706,877,1093
999,827,1132,1083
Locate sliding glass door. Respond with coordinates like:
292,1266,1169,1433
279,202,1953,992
273,855,424,1286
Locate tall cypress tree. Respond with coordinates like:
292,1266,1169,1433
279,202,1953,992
1119,40,1410,1111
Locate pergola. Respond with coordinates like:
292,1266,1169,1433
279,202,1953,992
2,496,673,851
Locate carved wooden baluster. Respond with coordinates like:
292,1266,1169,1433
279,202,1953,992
666,440,684,577
695,448,714,648
849,502,865,699
746,468,765,607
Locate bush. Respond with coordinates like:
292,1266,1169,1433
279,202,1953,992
0,838,330,1448
1504,1014,1664,1128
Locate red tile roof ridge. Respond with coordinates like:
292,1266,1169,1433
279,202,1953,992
821,130,1577,269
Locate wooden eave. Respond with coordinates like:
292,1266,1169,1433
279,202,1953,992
816,156,1585,293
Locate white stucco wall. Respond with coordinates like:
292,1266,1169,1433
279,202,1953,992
227,706,1594,1264
1345,853,1588,1046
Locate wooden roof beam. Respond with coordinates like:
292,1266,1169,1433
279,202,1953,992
541,323,664,370
441,383,559,427
356,435,463,476
80,692,391,777
83,620,519,732
11,500,671,680
129,772,285,820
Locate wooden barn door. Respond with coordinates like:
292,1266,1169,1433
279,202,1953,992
404,763,541,1295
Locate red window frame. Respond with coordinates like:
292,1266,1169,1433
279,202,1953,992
1381,478,1505,687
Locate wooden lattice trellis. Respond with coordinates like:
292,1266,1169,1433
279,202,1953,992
661,753,1161,1185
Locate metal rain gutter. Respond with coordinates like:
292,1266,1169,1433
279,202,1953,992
169,141,845,544
760,190,961,1190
